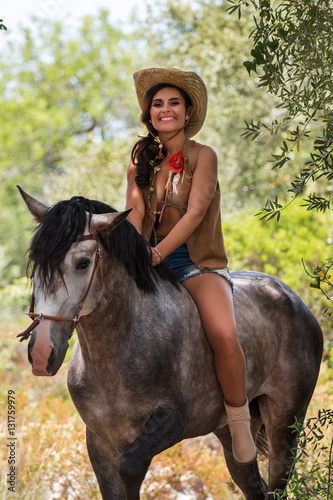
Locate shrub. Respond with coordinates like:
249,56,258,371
272,409,333,499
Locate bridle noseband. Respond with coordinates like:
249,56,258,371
17,234,107,342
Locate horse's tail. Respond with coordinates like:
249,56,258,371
256,426,269,457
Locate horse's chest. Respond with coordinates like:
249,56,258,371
68,366,141,445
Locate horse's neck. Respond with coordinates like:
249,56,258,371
76,262,139,363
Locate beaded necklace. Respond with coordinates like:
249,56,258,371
145,108,193,218
147,143,185,220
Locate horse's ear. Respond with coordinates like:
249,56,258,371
89,209,132,234
17,185,48,223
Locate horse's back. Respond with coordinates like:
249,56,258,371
231,270,323,404
232,269,322,345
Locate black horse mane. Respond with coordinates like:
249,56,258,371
28,196,179,293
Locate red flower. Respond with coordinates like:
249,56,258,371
168,150,184,173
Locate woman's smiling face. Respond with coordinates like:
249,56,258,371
150,87,188,137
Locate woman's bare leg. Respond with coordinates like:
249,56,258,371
182,272,256,464
182,273,246,407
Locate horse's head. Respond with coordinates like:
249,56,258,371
18,187,130,376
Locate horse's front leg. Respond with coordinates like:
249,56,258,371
86,427,126,500
119,402,188,500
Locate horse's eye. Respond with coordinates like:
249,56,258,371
76,258,90,270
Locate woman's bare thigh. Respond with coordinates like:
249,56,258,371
181,273,238,351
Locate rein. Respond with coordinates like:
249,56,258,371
17,234,107,342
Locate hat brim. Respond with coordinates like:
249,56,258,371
133,68,207,138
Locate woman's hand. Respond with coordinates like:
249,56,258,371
150,246,163,266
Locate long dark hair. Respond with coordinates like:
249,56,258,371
28,197,179,294
131,84,192,188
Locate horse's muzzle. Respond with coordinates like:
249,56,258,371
29,320,54,376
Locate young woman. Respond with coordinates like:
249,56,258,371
125,67,256,465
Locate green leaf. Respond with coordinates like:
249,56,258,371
243,60,255,76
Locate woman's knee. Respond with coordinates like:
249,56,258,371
206,324,240,355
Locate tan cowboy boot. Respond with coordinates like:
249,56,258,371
224,399,257,465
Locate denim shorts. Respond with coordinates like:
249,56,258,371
160,242,234,293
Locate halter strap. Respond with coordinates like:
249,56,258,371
17,234,107,342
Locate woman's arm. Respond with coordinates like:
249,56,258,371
125,161,145,233
154,145,218,263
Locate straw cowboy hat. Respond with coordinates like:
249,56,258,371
133,67,208,138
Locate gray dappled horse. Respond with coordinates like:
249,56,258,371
18,187,323,500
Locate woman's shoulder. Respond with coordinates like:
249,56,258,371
184,138,217,167
127,160,137,180
184,138,216,156
198,144,217,161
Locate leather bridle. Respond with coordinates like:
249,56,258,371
17,234,107,342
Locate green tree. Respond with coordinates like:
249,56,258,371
227,0,333,303
0,19,6,31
